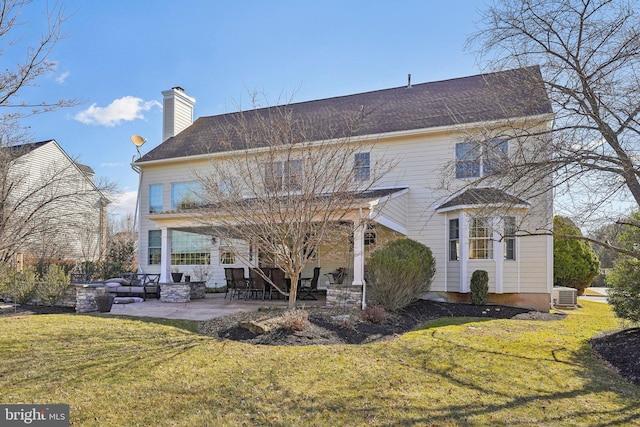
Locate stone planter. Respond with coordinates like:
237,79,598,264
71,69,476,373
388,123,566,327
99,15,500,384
95,294,114,312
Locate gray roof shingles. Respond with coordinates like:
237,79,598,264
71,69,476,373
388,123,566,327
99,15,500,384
437,188,529,210
139,66,552,163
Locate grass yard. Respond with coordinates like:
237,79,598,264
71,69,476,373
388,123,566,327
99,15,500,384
0,301,638,426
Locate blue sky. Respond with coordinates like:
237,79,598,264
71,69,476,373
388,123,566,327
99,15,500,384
13,0,484,218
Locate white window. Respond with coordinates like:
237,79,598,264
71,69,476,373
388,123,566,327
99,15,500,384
171,231,211,265
456,140,508,179
504,216,516,260
354,152,371,181
449,218,460,261
469,217,493,260
148,230,161,265
265,160,303,192
149,184,163,213
171,181,203,210
220,248,235,265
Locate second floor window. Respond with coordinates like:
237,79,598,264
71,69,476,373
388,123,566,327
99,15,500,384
171,181,203,210
265,160,303,192
456,140,508,179
149,184,163,213
354,152,370,181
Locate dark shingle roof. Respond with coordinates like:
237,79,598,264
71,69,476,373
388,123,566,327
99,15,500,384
139,66,552,163
437,188,529,210
2,140,51,159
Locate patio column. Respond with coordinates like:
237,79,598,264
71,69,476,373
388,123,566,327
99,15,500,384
160,228,172,283
352,220,365,287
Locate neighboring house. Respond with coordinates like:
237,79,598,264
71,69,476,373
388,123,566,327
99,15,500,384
135,67,554,311
2,140,109,265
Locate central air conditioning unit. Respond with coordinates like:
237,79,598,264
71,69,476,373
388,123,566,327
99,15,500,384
552,286,578,309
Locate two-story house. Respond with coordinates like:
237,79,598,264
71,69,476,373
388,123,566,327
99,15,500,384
3,140,109,266
135,66,554,311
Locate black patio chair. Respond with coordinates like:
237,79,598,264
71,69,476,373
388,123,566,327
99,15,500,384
231,268,249,300
248,268,267,300
299,267,320,300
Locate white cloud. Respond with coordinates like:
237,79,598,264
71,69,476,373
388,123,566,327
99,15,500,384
74,96,161,127
101,162,124,167
55,71,70,84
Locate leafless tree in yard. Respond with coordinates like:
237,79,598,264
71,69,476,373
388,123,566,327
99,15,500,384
196,93,394,308
462,0,640,258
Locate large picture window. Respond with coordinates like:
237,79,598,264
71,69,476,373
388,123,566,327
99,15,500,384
171,181,203,210
148,230,161,265
171,231,211,265
455,140,508,179
149,184,163,213
469,217,493,260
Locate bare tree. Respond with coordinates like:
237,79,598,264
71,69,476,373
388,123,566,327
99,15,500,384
0,0,78,124
465,0,640,258
196,94,393,308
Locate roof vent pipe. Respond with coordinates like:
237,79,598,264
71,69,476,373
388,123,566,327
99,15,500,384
407,73,412,88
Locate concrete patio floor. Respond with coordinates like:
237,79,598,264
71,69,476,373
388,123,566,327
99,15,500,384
108,291,326,321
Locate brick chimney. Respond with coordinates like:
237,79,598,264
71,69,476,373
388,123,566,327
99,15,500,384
161,87,196,141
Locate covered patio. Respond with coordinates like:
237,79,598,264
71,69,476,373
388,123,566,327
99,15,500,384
108,291,327,321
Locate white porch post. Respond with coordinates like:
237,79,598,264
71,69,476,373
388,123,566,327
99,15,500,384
352,220,365,287
494,219,504,294
160,228,172,283
459,213,469,293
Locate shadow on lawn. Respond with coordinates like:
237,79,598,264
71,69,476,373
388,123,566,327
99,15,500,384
1,315,208,390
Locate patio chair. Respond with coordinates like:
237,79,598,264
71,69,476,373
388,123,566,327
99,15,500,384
231,268,250,300
325,267,346,285
224,268,235,299
299,267,320,300
269,268,287,300
248,268,266,300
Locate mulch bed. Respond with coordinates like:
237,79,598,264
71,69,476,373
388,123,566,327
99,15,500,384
591,328,640,386
199,299,562,346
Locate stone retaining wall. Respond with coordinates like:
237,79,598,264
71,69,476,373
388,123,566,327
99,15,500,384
326,284,363,308
160,283,191,303
72,284,108,313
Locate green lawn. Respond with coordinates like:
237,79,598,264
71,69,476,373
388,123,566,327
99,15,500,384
0,301,638,426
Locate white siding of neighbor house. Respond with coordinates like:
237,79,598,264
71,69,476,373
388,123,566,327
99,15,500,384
138,123,552,299
11,141,106,262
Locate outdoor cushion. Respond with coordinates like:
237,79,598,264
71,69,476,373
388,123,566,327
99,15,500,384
105,278,130,285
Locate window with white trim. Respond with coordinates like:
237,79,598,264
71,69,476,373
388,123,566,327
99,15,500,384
354,152,371,181
265,160,303,192
149,184,163,213
171,231,211,265
449,218,460,261
171,181,203,210
455,140,508,179
220,248,235,265
469,217,493,260
148,230,161,265
504,216,516,260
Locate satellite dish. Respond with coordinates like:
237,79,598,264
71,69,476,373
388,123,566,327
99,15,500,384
131,135,146,147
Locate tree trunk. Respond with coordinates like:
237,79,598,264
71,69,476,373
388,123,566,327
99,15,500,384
288,272,299,309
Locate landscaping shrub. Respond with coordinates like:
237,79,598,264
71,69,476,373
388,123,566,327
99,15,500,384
38,265,70,307
281,308,309,331
553,215,600,295
367,238,436,312
607,257,640,323
10,267,40,304
360,305,389,324
470,270,489,306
